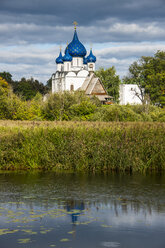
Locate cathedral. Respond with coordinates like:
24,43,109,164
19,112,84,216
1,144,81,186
51,23,111,103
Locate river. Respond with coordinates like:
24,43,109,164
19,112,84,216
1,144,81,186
0,172,165,248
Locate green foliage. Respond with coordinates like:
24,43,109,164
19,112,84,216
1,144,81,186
0,122,164,172
0,86,43,121
0,71,165,122
123,50,165,106
0,77,11,119
95,67,120,102
12,77,48,100
42,91,95,121
91,105,142,122
46,78,52,90
91,104,165,122
0,76,10,96
69,100,96,120
0,72,13,85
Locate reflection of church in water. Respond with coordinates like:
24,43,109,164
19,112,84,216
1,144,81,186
66,200,85,224
52,22,110,103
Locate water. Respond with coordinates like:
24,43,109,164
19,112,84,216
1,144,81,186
0,172,165,248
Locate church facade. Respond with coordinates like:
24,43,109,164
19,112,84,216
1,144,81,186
51,24,110,103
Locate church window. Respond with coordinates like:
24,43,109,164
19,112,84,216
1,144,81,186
70,84,74,91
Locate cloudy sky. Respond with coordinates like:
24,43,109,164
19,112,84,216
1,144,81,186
0,0,165,83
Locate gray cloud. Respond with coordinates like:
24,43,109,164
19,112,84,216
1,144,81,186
0,21,165,45
1,0,165,25
0,0,165,82
0,0,165,45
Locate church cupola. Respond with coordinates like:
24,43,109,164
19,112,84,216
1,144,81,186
63,46,72,71
64,22,87,69
87,49,96,63
87,49,96,72
65,23,87,58
56,51,64,64
56,50,64,72
63,47,73,62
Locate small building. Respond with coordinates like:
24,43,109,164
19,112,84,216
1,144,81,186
119,84,142,105
51,23,110,103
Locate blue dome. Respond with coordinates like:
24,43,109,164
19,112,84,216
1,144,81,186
65,30,87,57
83,57,87,65
63,48,72,62
56,51,63,64
87,49,96,63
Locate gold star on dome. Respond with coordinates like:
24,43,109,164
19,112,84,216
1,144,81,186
73,21,78,30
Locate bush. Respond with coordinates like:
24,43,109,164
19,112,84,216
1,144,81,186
91,105,142,122
42,91,95,121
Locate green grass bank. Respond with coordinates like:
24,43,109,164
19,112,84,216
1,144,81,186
0,121,165,172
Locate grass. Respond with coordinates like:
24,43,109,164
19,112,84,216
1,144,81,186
0,120,165,172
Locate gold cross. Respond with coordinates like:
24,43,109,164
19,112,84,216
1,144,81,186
73,21,78,30
90,43,93,50
59,45,62,51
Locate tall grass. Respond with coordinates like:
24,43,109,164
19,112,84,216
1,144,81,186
0,121,164,172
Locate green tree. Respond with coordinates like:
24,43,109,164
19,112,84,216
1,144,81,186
0,77,11,119
123,51,165,106
0,72,13,85
46,77,52,90
95,66,120,102
42,91,96,121
13,77,49,100
0,76,10,96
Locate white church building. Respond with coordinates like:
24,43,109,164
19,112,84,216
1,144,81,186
51,23,142,105
51,24,111,103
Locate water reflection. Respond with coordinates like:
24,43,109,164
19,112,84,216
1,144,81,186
66,200,85,224
0,172,165,248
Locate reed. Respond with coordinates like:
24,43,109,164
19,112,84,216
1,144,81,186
0,121,164,172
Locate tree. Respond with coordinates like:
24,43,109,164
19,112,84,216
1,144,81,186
95,67,120,102
0,72,13,85
46,78,52,90
42,91,96,121
0,77,11,119
123,51,165,106
13,77,49,100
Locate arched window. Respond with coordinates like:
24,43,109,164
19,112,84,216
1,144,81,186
70,84,74,91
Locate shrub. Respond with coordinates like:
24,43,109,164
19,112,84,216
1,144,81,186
91,105,142,122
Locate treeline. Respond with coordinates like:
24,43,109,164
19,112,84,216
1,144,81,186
0,72,49,100
0,79,165,122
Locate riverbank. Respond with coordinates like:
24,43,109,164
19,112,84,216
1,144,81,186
0,121,164,172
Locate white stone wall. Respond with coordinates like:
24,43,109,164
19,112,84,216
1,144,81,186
72,57,83,70
65,70,89,91
64,62,71,72
119,84,142,105
57,64,63,72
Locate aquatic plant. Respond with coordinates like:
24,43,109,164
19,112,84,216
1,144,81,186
0,121,164,172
